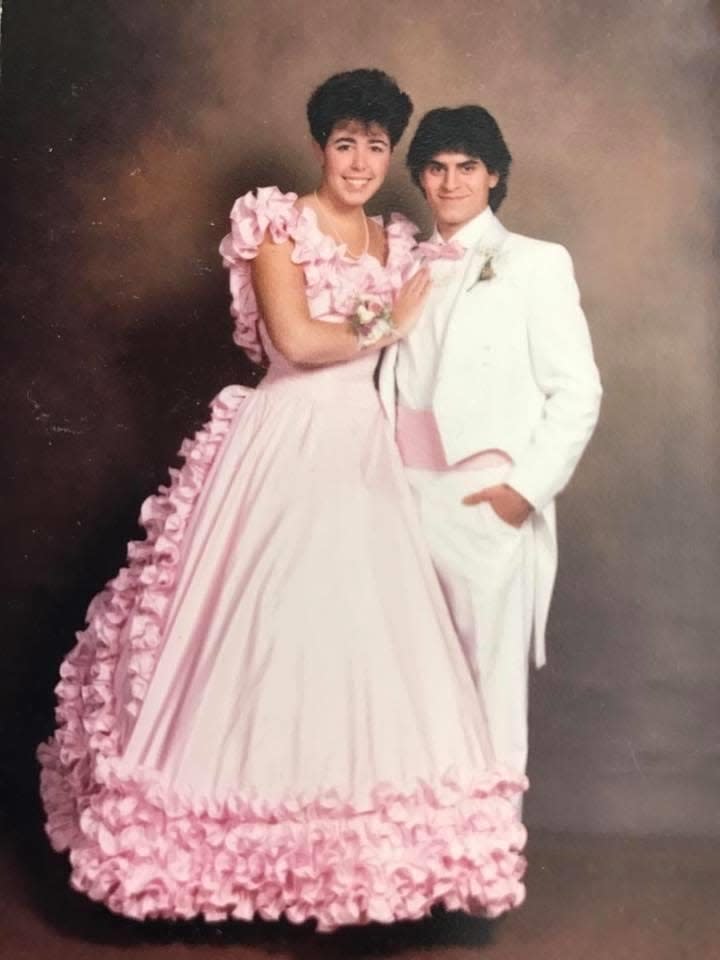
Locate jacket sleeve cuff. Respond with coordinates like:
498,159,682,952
504,466,557,514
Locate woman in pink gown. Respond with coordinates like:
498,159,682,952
38,69,527,931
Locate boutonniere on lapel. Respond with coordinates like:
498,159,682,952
467,248,501,290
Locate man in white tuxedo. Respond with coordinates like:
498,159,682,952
379,106,602,776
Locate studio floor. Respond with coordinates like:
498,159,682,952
1,827,717,960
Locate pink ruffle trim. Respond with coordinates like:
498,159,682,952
218,186,420,365
44,385,249,755
40,738,526,929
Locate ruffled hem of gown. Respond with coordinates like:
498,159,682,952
37,382,528,930
38,737,526,929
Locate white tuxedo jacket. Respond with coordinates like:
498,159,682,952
378,210,602,666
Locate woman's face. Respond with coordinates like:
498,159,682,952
317,120,392,207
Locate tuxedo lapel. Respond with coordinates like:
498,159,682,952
456,214,510,306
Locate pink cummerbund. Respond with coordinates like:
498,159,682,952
396,406,512,472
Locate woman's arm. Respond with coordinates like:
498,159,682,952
251,237,430,366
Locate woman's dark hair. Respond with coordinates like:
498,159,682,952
306,69,413,148
406,106,512,211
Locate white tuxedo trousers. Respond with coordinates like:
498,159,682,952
405,463,534,776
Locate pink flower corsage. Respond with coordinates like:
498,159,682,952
349,295,397,349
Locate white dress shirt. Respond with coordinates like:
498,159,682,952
396,206,499,412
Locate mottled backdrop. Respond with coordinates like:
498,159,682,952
2,0,718,836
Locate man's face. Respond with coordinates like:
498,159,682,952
419,152,499,238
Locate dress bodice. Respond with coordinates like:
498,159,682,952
219,186,419,386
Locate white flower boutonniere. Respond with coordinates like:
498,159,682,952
467,248,501,290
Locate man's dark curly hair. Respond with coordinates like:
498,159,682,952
406,106,512,212
306,69,413,148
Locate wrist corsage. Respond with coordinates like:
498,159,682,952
349,295,397,349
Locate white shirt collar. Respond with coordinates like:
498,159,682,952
432,205,507,251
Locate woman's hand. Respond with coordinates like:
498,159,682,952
391,267,432,338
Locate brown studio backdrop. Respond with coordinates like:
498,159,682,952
3,0,719,836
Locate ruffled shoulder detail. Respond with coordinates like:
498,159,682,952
384,213,420,288
387,211,419,245
219,186,301,266
220,187,310,364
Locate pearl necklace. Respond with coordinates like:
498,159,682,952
313,190,369,260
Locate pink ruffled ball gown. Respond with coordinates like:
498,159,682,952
38,186,527,931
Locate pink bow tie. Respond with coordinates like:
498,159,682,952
416,239,465,262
